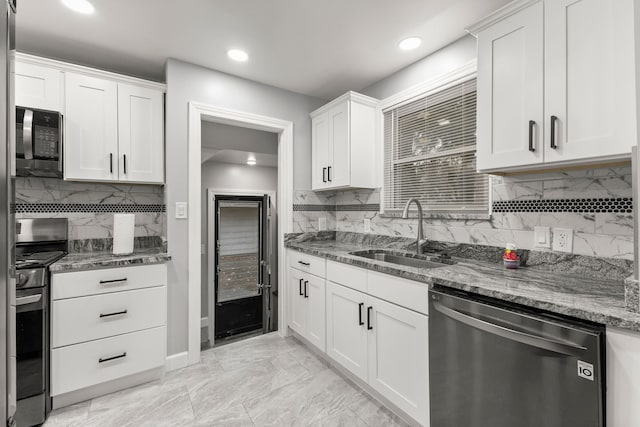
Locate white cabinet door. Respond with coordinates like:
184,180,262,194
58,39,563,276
311,112,330,190
64,72,118,181
544,0,635,163
367,295,429,426
288,268,306,335
15,61,62,111
326,281,368,382
327,102,349,188
606,327,640,426
305,274,326,352
476,2,544,171
117,83,164,183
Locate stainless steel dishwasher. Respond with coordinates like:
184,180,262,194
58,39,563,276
429,286,605,427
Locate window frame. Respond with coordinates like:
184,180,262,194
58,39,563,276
378,60,490,219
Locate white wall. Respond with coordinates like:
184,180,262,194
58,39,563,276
165,58,323,354
200,162,277,317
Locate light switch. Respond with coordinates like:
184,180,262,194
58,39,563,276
318,217,327,231
175,202,188,219
534,226,551,248
363,218,371,233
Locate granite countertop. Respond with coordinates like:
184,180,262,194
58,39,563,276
285,239,640,332
50,249,171,273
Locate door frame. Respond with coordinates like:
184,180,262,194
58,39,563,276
206,189,277,345
188,101,293,365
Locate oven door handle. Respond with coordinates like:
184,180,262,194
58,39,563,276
432,300,587,356
23,108,34,160
16,294,42,306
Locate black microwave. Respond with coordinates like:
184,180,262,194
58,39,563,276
16,107,63,177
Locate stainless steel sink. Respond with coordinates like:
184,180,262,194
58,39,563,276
349,250,453,269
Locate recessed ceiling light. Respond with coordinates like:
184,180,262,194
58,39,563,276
246,157,257,165
228,49,249,62
61,0,95,14
398,37,422,51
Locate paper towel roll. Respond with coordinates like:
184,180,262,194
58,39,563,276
113,214,135,255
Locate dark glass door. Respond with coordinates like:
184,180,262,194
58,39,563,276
214,196,264,338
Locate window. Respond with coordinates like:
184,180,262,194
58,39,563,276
383,77,488,214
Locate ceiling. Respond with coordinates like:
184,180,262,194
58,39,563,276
16,0,510,100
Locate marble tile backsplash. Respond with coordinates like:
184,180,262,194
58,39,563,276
15,177,166,249
293,165,634,261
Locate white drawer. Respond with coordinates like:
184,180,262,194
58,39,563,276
327,260,367,293
52,286,166,348
288,250,325,278
51,326,165,396
367,271,429,316
52,263,167,300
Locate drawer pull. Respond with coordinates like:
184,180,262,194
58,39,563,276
99,309,128,318
297,261,310,266
98,352,127,363
99,278,128,285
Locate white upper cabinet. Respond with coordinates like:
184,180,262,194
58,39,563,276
471,0,636,173
15,61,63,111
64,72,119,182
117,83,164,183
311,92,378,191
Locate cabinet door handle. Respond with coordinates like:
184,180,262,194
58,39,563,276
367,306,373,330
99,278,128,285
99,309,128,318
528,120,536,152
123,154,127,174
304,280,308,298
297,261,310,266
299,278,303,296
99,352,127,363
327,166,332,182
322,167,327,183
550,115,558,149
110,153,113,173
358,302,364,326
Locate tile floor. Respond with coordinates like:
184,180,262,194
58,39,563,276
44,333,409,427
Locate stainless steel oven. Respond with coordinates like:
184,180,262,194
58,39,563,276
15,107,62,177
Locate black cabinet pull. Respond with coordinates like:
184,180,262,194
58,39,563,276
304,280,309,298
298,261,310,266
123,154,127,174
327,166,332,182
367,306,373,330
322,167,327,183
299,278,303,296
550,115,558,149
528,120,535,152
99,309,128,318
358,302,364,326
109,153,113,173
99,352,127,363
99,278,127,285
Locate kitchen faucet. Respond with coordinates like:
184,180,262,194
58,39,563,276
401,198,427,255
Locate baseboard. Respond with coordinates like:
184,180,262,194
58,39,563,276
165,351,189,372
201,316,208,328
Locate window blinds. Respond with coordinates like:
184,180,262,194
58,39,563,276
383,78,489,213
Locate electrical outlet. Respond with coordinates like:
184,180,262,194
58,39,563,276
552,227,573,253
318,217,327,231
363,218,371,233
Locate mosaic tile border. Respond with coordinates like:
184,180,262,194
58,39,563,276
492,198,632,213
16,203,166,213
293,204,380,212
292,204,335,212
335,204,380,212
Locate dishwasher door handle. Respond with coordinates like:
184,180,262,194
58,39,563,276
432,300,587,356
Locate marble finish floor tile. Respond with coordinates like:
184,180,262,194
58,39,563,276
45,332,410,427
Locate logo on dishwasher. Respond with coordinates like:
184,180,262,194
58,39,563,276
578,360,594,381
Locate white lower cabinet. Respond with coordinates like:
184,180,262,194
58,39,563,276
287,267,326,352
326,281,368,381
606,326,640,426
325,272,430,426
51,263,167,404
